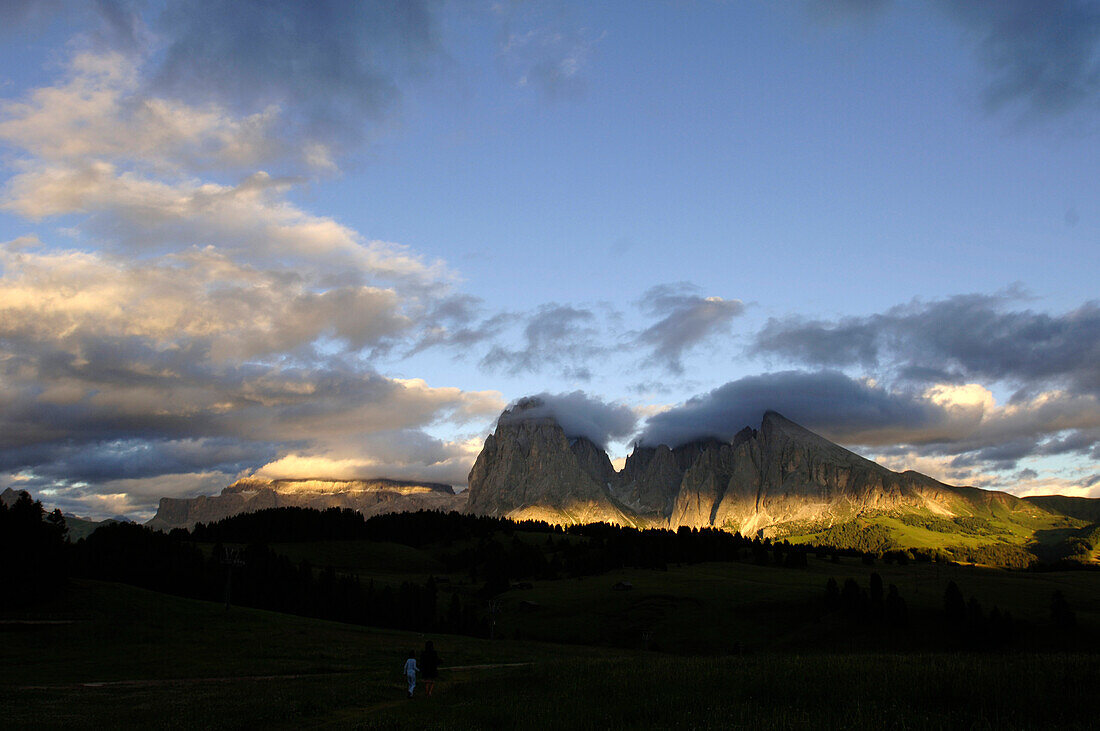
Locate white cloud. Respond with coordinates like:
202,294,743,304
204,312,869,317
0,52,292,172
0,43,500,518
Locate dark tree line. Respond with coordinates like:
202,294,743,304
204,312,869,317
824,574,908,629
942,580,1020,649
2,492,69,607
69,521,489,635
12,502,1090,646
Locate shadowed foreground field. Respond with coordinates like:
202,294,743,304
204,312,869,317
4,581,1099,729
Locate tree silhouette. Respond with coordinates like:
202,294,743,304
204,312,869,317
944,581,965,624
824,577,840,610
885,584,907,627
1050,590,1076,629
1,491,69,607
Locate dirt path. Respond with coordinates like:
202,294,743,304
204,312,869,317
300,663,537,728
440,662,532,671
17,670,353,691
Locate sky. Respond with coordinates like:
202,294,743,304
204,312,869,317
1,0,1098,520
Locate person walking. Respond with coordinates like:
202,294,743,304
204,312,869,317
420,640,440,697
403,650,418,698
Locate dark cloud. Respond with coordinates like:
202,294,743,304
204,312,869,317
638,366,1100,475
636,283,744,375
480,304,606,380
0,437,277,483
825,0,1100,117
498,391,637,450
755,292,1100,396
937,0,1100,116
0,320,498,506
639,370,944,448
1037,428,1100,457
949,439,1039,471
409,295,510,354
150,0,442,151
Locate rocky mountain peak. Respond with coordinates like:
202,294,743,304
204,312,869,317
465,406,1010,535
466,408,632,525
1,487,30,507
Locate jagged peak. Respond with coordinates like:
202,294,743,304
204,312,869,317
761,410,830,442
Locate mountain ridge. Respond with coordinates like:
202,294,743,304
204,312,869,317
146,477,463,530
465,408,1068,548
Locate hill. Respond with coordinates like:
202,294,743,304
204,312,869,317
1025,494,1100,523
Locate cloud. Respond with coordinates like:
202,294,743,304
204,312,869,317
498,392,637,450
822,1,1100,118
870,451,1100,498
150,0,441,152
480,304,607,379
0,24,510,522
639,370,942,447
0,438,278,485
636,283,745,374
754,291,1100,397
0,52,292,172
0,5,511,519
38,472,231,521
494,1,600,99
637,370,1100,473
2,161,446,286
254,431,483,487
0,319,504,514
936,0,1100,116
0,243,415,361
409,295,510,355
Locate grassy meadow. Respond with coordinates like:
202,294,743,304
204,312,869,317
7,508,1100,729
4,579,1100,729
241,534,1100,654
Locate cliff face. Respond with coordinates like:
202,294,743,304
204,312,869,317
465,415,633,526
465,409,1052,534
146,478,463,530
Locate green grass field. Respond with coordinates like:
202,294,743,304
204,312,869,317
5,579,1100,729
778,506,1091,562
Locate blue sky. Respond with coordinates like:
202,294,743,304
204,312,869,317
1,1,1098,519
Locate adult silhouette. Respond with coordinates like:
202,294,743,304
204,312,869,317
420,640,440,697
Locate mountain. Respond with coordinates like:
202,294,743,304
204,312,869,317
466,405,636,525
62,514,126,540
466,408,1082,558
146,477,464,530
0,487,26,507
1024,494,1100,523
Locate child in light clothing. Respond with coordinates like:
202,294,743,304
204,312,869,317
403,651,418,698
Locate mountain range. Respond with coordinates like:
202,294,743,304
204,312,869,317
468,404,1042,530
464,401,1097,562
139,400,1097,562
